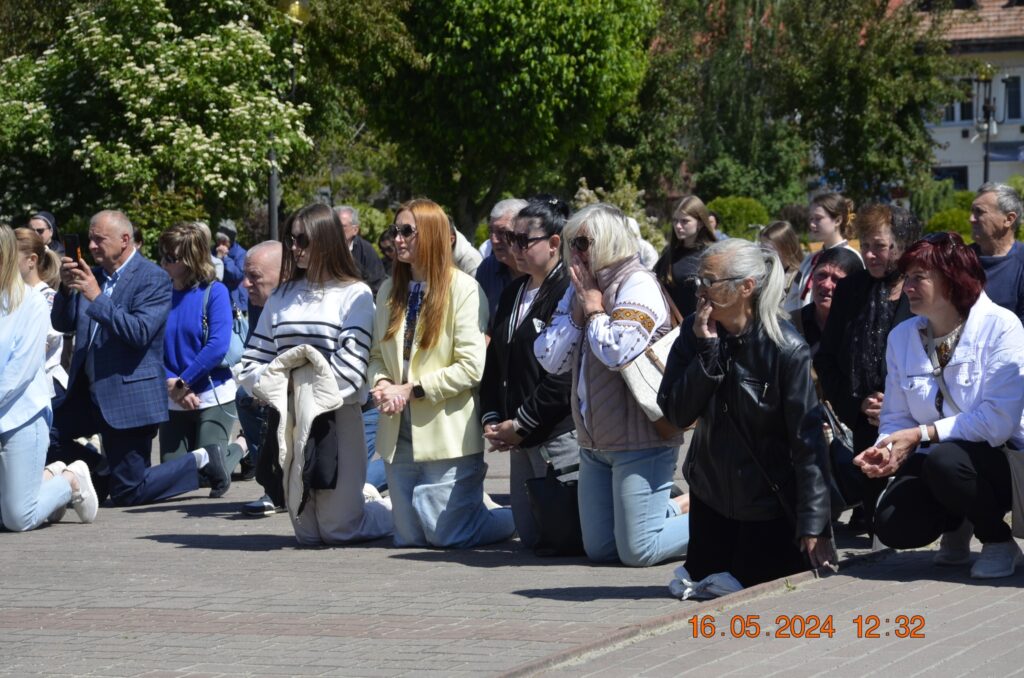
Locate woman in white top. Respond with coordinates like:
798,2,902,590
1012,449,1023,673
857,232,1024,579
14,228,67,395
784,192,862,311
535,203,689,567
239,204,392,546
0,225,97,530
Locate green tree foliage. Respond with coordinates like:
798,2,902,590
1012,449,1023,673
573,174,667,252
909,176,956,224
926,207,971,240
348,0,659,235
706,196,770,240
0,0,310,233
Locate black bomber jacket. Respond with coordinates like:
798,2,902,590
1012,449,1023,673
657,315,831,539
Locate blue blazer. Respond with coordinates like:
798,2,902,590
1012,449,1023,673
52,252,173,429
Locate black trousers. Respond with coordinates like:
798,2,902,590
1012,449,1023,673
685,494,807,588
874,440,1013,549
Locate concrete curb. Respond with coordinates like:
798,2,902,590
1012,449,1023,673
499,547,894,678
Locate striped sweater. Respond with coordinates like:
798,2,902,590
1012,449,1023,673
238,278,374,405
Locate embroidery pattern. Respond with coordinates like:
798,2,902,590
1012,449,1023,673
611,307,655,333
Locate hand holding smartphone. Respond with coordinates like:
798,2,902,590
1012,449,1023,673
62,234,82,262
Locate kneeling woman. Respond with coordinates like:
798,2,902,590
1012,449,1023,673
238,204,393,546
368,199,514,548
658,238,834,587
859,232,1024,579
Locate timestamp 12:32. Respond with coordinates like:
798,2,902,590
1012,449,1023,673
688,614,926,639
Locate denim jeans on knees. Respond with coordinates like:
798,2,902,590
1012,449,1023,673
385,442,514,548
361,406,387,491
0,410,72,531
510,430,580,548
577,445,689,567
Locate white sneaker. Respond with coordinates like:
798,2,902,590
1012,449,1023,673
363,483,382,503
67,460,98,524
44,462,69,523
934,520,973,566
970,540,1023,579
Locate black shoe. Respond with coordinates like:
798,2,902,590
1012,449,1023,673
202,445,231,498
234,453,257,481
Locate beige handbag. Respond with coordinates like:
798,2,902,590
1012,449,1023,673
620,285,684,439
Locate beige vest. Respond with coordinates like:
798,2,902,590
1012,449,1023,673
570,255,685,451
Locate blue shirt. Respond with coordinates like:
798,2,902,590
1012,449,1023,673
163,281,234,393
220,242,249,310
971,241,1024,325
0,287,52,432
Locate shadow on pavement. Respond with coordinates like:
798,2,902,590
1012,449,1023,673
123,499,264,520
140,532,299,551
845,549,1024,587
389,544,592,568
512,585,670,601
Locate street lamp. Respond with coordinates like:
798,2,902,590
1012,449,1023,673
267,0,310,241
973,63,1007,184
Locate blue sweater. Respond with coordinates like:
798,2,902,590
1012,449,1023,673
220,242,249,310
971,241,1024,325
164,281,234,393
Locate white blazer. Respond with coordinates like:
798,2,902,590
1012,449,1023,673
879,292,1024,450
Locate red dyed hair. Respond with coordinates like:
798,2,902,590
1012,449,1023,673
898,232,985,317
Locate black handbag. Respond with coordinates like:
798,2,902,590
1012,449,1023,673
822,400,866,519
524,463,584,557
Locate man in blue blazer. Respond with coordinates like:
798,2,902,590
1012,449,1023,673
50,210,227,506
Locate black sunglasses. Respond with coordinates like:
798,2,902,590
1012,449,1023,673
387,223,417,240
506,232,549,250
286,232,311,249
694,275,745,291
569,236,594,252
160,251,180,265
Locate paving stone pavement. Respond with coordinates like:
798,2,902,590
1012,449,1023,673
2,441,997,678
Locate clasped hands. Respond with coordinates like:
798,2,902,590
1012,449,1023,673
484,420,524,452
166,379,200,411
371,380,413,415
568,254,604,326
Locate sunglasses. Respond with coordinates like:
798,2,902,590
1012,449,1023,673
33,227,48,235
286,232,311,249
506,232,549,250
386,223,417,240
694,275,745,291
160,251,180,265
922,231,964,248
569,236,594,252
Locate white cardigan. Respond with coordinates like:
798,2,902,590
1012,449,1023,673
878,292,1024,450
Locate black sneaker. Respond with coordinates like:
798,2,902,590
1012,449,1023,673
242,494,286,516
202,445,231,498
235,453,257,481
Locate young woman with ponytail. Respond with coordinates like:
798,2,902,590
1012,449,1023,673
784,192,863,311
15,228,68,396
658,238,834,590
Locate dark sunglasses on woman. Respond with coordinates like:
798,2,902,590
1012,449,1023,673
286,232,311,249
569,236,594,252
386,224,417,240
505,232,549,250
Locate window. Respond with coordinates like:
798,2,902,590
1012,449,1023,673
1006,76,1021,120
933,166,969,191
942,80,974,123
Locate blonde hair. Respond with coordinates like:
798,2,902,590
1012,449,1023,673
15,227,61,289
562,203,638,272
0,226,26,313
158,222,216,288
385,199,454,351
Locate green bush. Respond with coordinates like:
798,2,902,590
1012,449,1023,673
952,190,975,212
706,196,770,240
1007,174,1024,198
926,208,972,242
909,177,956,224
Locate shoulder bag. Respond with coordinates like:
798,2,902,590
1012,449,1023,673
201,283,247,368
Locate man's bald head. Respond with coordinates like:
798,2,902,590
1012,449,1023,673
88,209,135,273
242,240,283,307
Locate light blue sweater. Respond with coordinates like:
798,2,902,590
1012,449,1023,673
0,286,52,432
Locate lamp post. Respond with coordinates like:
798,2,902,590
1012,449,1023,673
974,63,1007,184
267,0,310,241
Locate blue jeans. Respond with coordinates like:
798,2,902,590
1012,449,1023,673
362,407,387,491
577,446,689,567
0,410,72,531
385,450,515,549
236,386,265,466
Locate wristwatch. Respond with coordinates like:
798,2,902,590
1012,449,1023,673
918,424,931,448
412,383,426,400
175,378,188,392
513,419,529,438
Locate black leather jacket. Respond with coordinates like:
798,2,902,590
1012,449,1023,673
657,316,831,539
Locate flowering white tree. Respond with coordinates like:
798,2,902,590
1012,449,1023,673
0,0,310,240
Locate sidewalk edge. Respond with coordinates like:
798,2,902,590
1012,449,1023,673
498,547,893,678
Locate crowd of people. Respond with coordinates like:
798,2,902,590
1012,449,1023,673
2,183,1024,594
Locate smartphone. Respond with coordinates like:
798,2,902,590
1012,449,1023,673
62,234,82,261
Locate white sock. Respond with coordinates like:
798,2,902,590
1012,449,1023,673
191,448,210,469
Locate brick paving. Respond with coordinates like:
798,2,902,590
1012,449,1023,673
2,443,1009,677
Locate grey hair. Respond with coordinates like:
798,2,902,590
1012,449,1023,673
334,205,359,226
977,182,1022,231
702,238,788,348
90,210,134,238
562,203,638,272
489,198,528,223
247,239,283,261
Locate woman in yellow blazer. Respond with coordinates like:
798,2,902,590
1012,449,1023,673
368,198,515,548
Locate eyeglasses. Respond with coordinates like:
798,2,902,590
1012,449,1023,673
506,232,549,250
160,251,180,265
286,232,310,249
694,275,745,291
387,224,417,240
33,227,48,235
569,236,594,252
